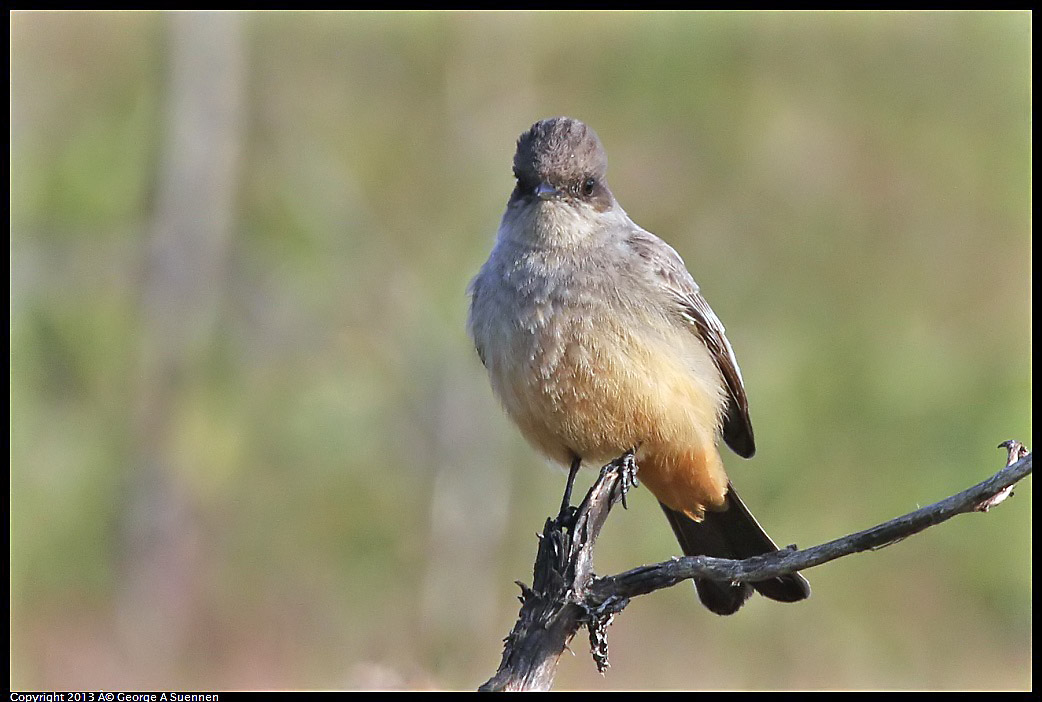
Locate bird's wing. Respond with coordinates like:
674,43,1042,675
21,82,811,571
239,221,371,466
626,228,755,457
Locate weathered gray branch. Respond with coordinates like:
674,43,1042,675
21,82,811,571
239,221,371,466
480,441,1032,691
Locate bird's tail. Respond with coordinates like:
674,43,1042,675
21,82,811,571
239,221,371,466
660,482,810,615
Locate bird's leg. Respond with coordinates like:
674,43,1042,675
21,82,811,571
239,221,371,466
557,454,582,524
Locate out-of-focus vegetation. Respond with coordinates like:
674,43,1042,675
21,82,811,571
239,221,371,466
10,10,1030,691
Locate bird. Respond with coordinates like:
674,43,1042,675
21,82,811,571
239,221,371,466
467,116,810,614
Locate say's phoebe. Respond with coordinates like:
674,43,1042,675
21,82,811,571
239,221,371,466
468,117,810,614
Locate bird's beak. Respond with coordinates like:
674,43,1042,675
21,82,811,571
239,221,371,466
535,181,561,201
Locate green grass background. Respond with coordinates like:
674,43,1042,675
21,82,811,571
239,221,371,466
10,10,1031,691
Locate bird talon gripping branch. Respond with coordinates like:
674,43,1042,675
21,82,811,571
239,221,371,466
609,450,639,510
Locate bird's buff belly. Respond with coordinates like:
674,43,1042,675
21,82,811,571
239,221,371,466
488,323,726,470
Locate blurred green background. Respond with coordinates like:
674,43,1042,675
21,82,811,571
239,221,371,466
10,10,1031,691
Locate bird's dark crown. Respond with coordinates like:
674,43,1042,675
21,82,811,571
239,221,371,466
513,117,608,186
511,117,612,209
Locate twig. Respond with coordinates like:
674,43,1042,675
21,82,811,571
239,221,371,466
591,442,1030,602
480,441,1031,691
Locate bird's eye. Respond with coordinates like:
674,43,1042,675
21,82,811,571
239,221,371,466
582,177,597,196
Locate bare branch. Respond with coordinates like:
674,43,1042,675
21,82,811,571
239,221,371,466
479,453,637,692
480,442,1031,691
591,444,1031,603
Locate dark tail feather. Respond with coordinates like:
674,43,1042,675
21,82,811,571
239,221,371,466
660,483,810,615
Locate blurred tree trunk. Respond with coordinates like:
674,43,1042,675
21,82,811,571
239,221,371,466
420,13,539,661
119,11,245,680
